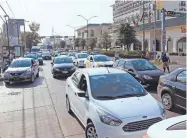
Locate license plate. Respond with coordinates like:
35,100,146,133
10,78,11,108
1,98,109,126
62,71,68,74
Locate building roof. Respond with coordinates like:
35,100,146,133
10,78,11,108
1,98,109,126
76,23,112,31
135,17,186,31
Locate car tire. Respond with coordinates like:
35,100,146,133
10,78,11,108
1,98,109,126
161,93,173,110
5,82,10,85
85,122,98,138
53,74,56,78
66,96,72,114
30,74,35,83
36,70,39,78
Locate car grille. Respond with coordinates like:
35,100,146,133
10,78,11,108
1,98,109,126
10,72,24,76
104,65,113,67
59,68,70,71
123,117,162,132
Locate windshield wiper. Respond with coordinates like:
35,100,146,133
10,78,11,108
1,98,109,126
96,96,116,100
116,93,146,98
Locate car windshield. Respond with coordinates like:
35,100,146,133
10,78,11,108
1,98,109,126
89,73,146,100
131,60,157,71
94,55,110,62
77,54,88,58
24,55,38,60
43,52,50,56
54,57,73,64
9,60,31,68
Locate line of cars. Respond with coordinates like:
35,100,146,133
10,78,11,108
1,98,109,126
62,51,186,138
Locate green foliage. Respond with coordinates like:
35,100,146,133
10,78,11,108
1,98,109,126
60,40,66,48
74,38,80,50
100,32,111,51
118,23,136,51
80,38,86,50
88,38,97,51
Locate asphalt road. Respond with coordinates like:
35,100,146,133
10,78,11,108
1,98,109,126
0,60,185,138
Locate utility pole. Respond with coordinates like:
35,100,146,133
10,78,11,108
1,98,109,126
4,15,10,63
161,8,166,53
153,1,157,60
17,25,19,46
142,0,145,51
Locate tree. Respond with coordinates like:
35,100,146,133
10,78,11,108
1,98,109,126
88,38,97,51
60,40,66,48
29,22,40,32
74,38,80,50
118,23,136,51
79,38,86,50
100,32,111,51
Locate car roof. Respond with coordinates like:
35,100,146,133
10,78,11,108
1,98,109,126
79,67,127,76
14,58,32,61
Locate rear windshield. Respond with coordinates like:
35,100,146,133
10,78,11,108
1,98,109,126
54,57,73,64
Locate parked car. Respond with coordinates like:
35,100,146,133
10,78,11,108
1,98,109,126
142,115,186,138
51,56,76,78
4,58,39,85
114,59,164,86
157,68,186,110
85,55,113,68
74,53,89,68
66,67,166,138
90,51,101,55
36,53,43,65
24,54,40,65
42,52,52,60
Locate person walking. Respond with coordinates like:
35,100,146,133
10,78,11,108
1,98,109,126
114,51,120,61
160,52,170,73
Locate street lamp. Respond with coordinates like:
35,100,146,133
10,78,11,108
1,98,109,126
4,15,10,63
66,25,76,50
77,15,97,50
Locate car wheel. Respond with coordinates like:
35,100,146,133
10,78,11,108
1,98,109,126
5,82,10,85
66,96,72,114
30,74,35,83
53,74,56,78
36,70,39,78
162,93,173,110
85,123,98,138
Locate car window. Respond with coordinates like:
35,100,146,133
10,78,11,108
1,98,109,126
71,72,82,87
93,55,110,62
9,60,32,67
118,60,125,67
89,73,146,100
167,121,186,130
90,57,93,61
54,57,73,64
177,71,186,84
131,59,157,71
78,75,88,92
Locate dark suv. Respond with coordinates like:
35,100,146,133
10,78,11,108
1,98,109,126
157,68,186,110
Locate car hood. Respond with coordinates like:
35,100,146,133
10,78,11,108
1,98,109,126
137,69,164,77
54,63,74,68
95,61,113,65
6,67,31,73
77,58,87,61
93,94,161,119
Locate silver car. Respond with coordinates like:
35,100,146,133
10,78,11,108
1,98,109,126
4,58,39,85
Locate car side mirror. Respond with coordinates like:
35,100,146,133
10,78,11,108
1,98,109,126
77,92,89,99
51,62,53,65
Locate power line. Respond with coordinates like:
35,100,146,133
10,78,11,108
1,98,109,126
5,0,15,18
0,4,8,16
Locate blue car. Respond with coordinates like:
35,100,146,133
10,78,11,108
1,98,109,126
24,54,40,65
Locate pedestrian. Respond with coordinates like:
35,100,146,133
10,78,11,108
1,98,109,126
146,51,150,60
114,51,120,61
160,52,170,73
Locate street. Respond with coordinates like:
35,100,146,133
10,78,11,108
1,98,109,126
0,60,185,138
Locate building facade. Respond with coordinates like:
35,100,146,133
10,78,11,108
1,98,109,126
111,0,186,53
76,23,112,50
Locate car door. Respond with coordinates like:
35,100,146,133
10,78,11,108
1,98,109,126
68,72,82,116
75,74,89,124
125,61,137,79
174,70,186,109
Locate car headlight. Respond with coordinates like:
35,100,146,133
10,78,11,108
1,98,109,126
70,67,76,71
23,69,32,75
142,75,153,80
54,68,60,71
4,72,10,77
97,109,122,126
157,102,167,119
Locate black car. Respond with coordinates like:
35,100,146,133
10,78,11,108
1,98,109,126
114,59,164,85
157,68,186,110
51,56,76,78
37,53,43,65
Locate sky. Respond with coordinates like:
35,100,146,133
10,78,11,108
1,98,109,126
0,0,115,36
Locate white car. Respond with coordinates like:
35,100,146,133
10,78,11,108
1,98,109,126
74,53,89,68
65,67,166,138
142,115,186,138
85,55,114,68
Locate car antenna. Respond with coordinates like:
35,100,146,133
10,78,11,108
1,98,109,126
106,67,110,73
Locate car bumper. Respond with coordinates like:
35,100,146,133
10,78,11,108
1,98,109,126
139,78,159,85
53,70,75,77
42,56,51,60
95,122,147,138
4,75,31,82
